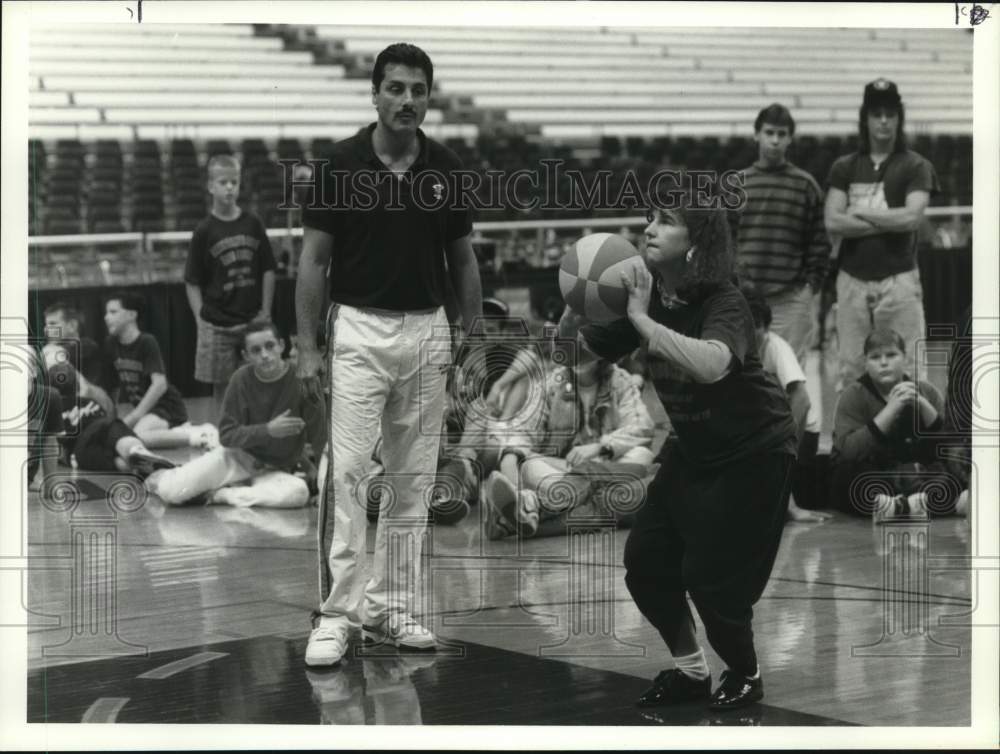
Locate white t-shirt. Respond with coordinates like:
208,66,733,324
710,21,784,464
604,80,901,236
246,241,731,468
760,331,821,433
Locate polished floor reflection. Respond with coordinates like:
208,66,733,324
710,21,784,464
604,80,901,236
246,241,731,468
25,383,972,727
28,633,852,725
25,478,972,726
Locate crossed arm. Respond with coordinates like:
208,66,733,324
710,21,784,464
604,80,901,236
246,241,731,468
825,187,930,238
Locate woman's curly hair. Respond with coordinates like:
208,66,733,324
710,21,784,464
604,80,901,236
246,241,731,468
677,205,736,296
644,205,736,302
646,173,738,301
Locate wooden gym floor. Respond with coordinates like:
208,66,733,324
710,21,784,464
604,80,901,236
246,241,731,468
24,350,973,727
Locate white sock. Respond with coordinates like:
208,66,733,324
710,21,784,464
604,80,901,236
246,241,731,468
908,492,927,514
673,648,710,681
747,666,760,680
144,469,165,491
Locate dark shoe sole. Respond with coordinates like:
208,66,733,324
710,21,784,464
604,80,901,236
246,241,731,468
708,687,763,710
637,693,710,708
361,626,437,651
636,674,711,707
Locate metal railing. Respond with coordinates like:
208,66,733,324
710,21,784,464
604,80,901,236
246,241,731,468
27,206,973,289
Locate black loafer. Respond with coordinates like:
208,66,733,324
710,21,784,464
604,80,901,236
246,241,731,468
708,669,763,710
637,668,711,707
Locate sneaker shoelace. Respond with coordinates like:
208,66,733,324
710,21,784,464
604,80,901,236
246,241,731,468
312,624,345,641
390,615,425,636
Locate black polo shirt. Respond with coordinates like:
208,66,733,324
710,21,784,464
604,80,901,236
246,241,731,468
303,123,473,311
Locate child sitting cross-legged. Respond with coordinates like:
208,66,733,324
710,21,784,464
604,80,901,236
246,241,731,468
145,321,326,507
830,327,962,520
480,311,657,539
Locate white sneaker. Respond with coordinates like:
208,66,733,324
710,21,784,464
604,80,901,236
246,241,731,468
362,612,436,651
305,619,349,667
189,423,220,451
907,492,929,518
516,489,540,537
954,489,969,517
305,669,354,703
874,493,928,523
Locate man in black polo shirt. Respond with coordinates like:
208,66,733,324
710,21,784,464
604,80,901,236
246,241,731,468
297,43,482,667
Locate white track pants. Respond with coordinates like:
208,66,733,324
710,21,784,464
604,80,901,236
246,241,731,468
148,446,308,508
317,305,449,625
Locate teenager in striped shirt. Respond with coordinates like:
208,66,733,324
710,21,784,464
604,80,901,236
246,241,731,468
735,104,830,365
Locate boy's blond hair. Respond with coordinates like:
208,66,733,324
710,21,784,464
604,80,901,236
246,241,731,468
207,154,241,178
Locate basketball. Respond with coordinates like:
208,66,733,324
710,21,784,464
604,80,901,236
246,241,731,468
559,233,640,322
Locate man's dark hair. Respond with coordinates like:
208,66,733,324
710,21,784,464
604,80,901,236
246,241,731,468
44,300,75,319
858,104,907,155
858,81,907,155
106,291,145,321
372,43,434,93
754,103,795,135
243,319,282,346
43,301,82,329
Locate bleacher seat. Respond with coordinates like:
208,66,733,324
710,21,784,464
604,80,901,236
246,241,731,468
310,138,336,160
25,24,973,247
205,140,234,158
43,211,81,236
277,138,304,161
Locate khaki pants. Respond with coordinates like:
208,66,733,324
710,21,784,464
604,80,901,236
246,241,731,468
768,283,815,366
835,268,926,390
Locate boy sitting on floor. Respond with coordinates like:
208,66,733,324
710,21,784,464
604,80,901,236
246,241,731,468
145,321,326,507
479,311,656,539
103,292,218,450
38,346,176,481
830,327,961,520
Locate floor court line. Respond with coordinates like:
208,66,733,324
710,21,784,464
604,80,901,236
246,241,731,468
136,650,229,680
80,696,130,723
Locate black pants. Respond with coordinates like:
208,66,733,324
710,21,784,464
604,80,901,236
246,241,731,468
73,417,136,472
624,449,794,677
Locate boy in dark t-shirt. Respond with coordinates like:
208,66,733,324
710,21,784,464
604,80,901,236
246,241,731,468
185,154,277,418
103,292,216,450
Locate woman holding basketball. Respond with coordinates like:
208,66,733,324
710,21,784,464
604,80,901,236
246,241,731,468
580,203,797,710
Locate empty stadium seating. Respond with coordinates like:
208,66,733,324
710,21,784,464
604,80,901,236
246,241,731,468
29,23,971,141
25,22,973,262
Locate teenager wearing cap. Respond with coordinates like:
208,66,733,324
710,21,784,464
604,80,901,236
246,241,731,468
824,78,940,389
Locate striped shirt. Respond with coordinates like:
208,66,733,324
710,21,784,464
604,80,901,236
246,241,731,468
735,162,830,297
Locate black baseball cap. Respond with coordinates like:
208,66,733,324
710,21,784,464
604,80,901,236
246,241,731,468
863,78,902,110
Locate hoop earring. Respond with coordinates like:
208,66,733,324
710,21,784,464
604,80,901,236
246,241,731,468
685,247,695,263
